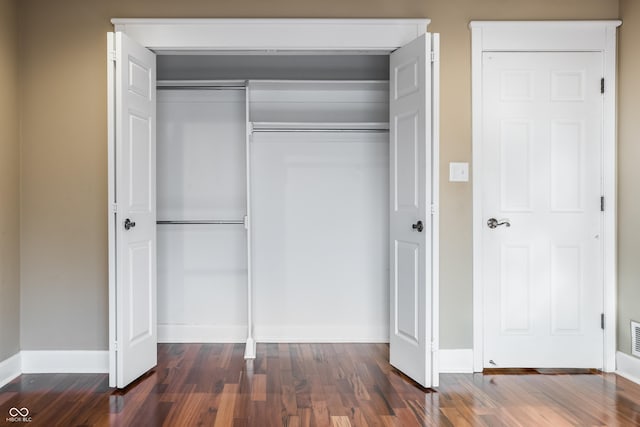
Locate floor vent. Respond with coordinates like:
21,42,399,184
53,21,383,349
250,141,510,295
632,321,640,358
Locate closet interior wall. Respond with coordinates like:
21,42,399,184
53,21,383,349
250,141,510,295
155,53,391,344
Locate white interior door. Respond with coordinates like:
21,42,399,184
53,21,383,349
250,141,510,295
482,52,603,368
389,33,439,388
108,32,157,388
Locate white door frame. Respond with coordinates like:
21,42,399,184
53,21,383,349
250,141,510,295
108,18,439,381
470,20,621,373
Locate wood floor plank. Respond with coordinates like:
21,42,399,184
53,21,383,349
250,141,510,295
213,383,239,427
2,343,640,426
251,374,267,401
331,415,352,427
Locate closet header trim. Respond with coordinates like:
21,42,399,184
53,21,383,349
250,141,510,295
111,19,430,52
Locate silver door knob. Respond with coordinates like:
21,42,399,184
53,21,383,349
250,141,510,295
487,218,510,229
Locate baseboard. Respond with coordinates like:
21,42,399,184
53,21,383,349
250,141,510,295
616,351,640,385
254,325,388,343
0,352,21,388
439,349,474,373
21,351,109,374
158,324,247,343
10,347,472,377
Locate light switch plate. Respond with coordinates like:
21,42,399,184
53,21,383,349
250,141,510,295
449,162,469,182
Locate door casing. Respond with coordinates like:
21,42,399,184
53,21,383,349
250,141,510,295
108,18,440,387
470,20,621,373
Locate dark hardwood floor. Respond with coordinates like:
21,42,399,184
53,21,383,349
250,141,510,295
1,343,640,426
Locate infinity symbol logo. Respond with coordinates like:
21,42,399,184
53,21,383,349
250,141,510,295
8,407,29,417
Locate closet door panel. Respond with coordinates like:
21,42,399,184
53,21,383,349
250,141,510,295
251,131,389,342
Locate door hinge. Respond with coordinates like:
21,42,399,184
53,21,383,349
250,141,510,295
601,78,605,94
600,196,605,212
113,341,119,351
111,203,118,213
429,341,439,352
601,313,605,330
430,51,436,63
108,50,117,62
243,215,249,230
247,122,254,136
431,204,438,215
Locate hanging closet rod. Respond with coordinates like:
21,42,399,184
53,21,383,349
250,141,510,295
157,220,245,225
250,121,389,133
158,86,246,90
157,80,247,90
252,128,389,133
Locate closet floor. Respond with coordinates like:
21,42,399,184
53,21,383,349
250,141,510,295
1,343,639,426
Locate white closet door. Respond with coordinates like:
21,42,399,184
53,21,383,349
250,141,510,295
108,32,157,389
389,33,439,388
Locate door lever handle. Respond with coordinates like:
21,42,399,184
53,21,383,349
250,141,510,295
124,218,136,230
412,220,424,232
487,218,510,229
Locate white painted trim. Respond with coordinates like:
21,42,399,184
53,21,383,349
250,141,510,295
0,353,21,388
616,351,640,386
431,32,441,387
471,23,485,374
470,20,621,373
601,24,618,373
21,351,109,374
106,32,117,389
111,19,430,52
254,326,388,343
158,325,247,343
439,349,474,373
469,21,621,51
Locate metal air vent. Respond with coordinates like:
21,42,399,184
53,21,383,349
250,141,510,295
632,321,640,358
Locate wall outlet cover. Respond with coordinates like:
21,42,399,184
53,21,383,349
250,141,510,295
449,162,469,182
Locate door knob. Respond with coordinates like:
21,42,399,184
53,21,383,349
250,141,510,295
487,218,510,229
124,218,136,230
412,220,424,232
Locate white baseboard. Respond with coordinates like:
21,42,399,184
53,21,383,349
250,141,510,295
7,346,472,378
158,324,247,343
616,351,640,385
254,325,389,343
439,349,474,373
21,351,109,374
0,352,22,388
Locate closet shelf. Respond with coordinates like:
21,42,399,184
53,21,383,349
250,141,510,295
250,121,389,131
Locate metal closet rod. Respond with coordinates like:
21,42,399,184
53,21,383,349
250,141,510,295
157,220,244,225
158,86,246,90
252,128,389,133
157,80,247,90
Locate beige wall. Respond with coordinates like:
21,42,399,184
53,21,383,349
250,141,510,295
17,0,618,351
617,0,640,356
0,0,20,361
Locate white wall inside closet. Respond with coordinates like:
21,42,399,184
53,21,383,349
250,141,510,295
156,88,248,342
249,80,390,341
